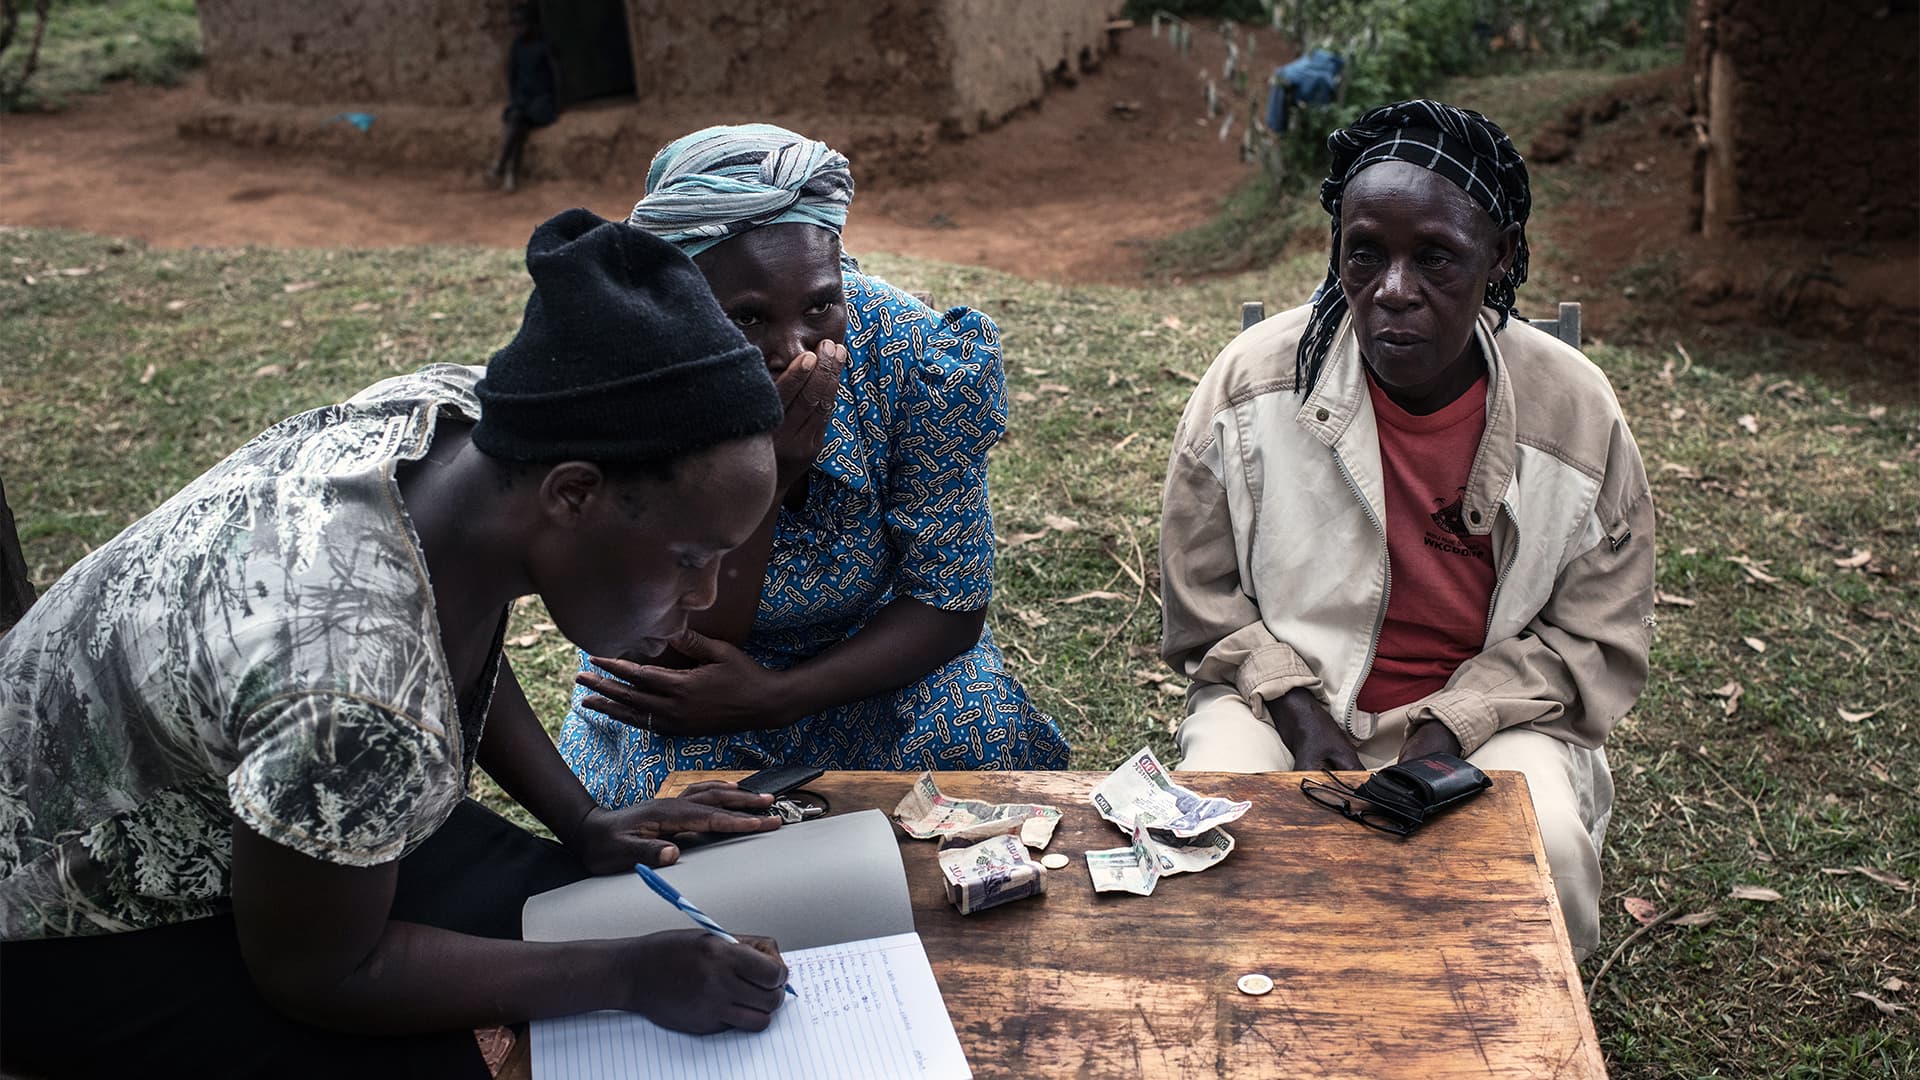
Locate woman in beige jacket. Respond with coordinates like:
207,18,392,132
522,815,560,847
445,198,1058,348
1159,100,1654,958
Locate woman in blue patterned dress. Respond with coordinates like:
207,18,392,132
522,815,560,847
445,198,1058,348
557,124,1070,804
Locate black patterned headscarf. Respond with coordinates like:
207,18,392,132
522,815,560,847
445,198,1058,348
1295,99,1531,395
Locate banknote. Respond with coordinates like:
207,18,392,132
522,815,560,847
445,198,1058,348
1086,819,1161,896
1139,819,1236,874
1089,746,1250,838
893,771,1063,849
937,832,1048,914
1087,811,1238,894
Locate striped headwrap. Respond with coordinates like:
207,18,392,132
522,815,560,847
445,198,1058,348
627,123,854,257
1296,99,1531,395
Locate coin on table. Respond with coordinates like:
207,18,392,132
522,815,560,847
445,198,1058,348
1040,853,1071,870
1236,973,1274,996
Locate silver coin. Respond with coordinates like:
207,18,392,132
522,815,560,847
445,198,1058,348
1040,853,1071,870
1236,973,1274,996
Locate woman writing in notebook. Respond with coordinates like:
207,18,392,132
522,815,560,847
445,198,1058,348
0,212,793,1075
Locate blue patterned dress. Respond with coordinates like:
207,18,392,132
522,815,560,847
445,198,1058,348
558,271,1070,805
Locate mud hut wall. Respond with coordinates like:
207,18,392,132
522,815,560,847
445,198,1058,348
1690,0,1919,240
939,0,1116,133
623,0,1114,129
198,0,509,107
623,1,956,118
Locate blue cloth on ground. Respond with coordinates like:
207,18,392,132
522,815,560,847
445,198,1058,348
1264,49,1344,133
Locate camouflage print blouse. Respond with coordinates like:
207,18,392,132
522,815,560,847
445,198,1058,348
0,365,499,940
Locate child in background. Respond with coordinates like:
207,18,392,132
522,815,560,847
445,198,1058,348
488,2,558,193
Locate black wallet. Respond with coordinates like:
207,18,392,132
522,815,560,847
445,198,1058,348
738,763,825,798
1354,752,1492,826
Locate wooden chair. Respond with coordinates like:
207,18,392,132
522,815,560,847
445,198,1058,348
1238,299,1582,348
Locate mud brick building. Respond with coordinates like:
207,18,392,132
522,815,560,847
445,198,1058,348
191,1,1120,176
1689,0,1919,241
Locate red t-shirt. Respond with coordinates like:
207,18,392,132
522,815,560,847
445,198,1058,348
1355,371,1497,713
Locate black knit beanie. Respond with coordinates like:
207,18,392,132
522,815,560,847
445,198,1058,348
473,207,781,464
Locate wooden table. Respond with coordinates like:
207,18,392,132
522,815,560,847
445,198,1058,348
643,769,1605,1079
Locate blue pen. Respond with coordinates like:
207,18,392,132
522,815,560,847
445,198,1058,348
633,863,799,998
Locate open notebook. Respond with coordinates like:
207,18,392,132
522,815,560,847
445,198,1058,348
523,809,972,1080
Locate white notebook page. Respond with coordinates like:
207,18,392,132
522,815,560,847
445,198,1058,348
532,932,971,1080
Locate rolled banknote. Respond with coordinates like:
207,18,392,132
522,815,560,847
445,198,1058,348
1089,746,1250,838
893,771,1063,849
937,833,1048,914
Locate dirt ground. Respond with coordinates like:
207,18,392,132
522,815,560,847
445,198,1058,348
0,26,1288,284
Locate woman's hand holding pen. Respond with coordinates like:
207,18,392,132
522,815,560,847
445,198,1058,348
620,930,790,1033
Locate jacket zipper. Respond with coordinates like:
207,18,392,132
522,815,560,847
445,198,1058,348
1483,499,1519,641
1333,448,1389,737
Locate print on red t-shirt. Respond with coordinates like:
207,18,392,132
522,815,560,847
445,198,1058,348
1355,369,1497,714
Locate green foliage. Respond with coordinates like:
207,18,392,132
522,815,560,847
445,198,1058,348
1142,168,1328,279
1252,0,1685,182
1,0,202,112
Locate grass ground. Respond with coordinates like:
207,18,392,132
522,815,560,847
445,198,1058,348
2,65,1915,1080
0,0,200,112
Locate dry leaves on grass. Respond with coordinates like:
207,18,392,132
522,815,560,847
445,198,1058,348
1623,896,1660,925
1764,379,1810,403
1838,707,1880,723
253,364,287,378
282,280,318,294
1055,590,1128,604
1710,681,1744,717
1736,414,1760,435
1834,548,1874,569
138,363,156,385
999,529,1048,549
1727,556,1781,586
1655,591,1697,607
1851,992,1908,1016
1589,903,1720,998
1042,514,1080,533
1820,865,1914,892
506,622,557,649
1131,668,1186,697
1742,636,1768,653
1730,884,1783,902
1008,606,1050,630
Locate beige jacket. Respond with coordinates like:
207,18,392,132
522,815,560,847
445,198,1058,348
1160,305,1654,767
